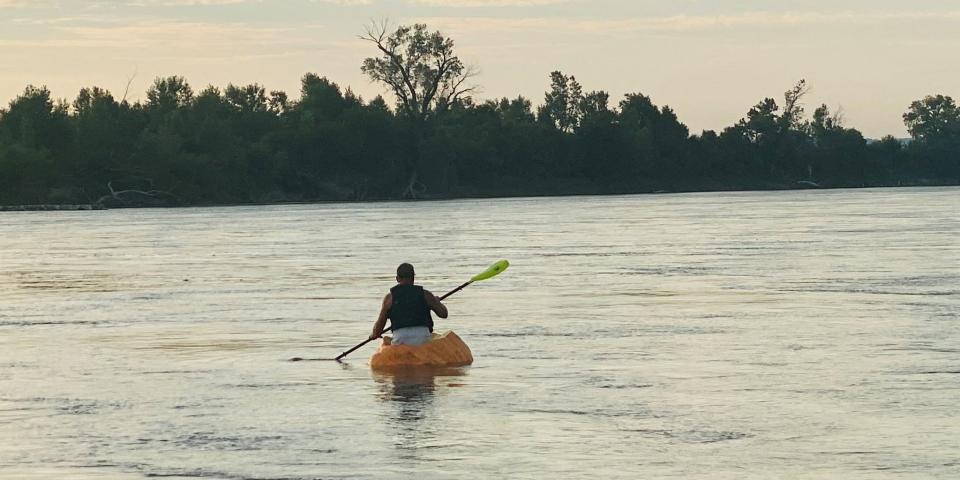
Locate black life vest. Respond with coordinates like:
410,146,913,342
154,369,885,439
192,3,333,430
388,284,434,332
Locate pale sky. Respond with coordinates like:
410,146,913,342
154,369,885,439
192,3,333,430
1,0,958,137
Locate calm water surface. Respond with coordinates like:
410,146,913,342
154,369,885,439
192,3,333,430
1,188,959,479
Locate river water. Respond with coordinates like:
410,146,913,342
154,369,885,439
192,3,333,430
1,187,958,479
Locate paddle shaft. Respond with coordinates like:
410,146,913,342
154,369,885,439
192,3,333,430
439,280,472,301
333,280,473,361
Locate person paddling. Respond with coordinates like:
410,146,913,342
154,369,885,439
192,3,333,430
369,263,448,346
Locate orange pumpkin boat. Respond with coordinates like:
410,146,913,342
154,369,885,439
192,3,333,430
369,331,473,369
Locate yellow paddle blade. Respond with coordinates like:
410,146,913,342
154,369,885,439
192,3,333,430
471,260,510,282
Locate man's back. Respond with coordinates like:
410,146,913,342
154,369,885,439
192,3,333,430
388,284,433,331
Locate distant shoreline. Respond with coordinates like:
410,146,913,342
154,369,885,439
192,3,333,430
3,181,956,212
3,76,958,212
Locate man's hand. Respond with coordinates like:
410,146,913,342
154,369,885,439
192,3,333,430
369,331,382,341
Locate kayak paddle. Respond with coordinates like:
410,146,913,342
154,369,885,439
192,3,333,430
289,260,509,362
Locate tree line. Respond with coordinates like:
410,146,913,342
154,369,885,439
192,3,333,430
0,23,957,207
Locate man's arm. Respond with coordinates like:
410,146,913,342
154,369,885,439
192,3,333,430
370,293,391,340
424,290,448,319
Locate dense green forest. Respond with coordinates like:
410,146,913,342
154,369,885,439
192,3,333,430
1,23,958,207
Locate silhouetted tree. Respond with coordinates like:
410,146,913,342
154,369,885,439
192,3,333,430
360,22,478,197
808,105,867,181
723,80,813,180
360,22,477,122
904,95,960,141
903,95,960,178
538,71,583,133
146,76,194,113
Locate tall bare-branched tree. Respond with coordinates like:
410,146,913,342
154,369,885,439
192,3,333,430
360,21,477,197
360,21,477,123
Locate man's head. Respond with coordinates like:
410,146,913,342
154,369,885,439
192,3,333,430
396,263,415,284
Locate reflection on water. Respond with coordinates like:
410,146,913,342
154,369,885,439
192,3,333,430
373,367,469,460
373,367,468,415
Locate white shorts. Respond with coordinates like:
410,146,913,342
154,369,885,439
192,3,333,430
391,326,432,346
